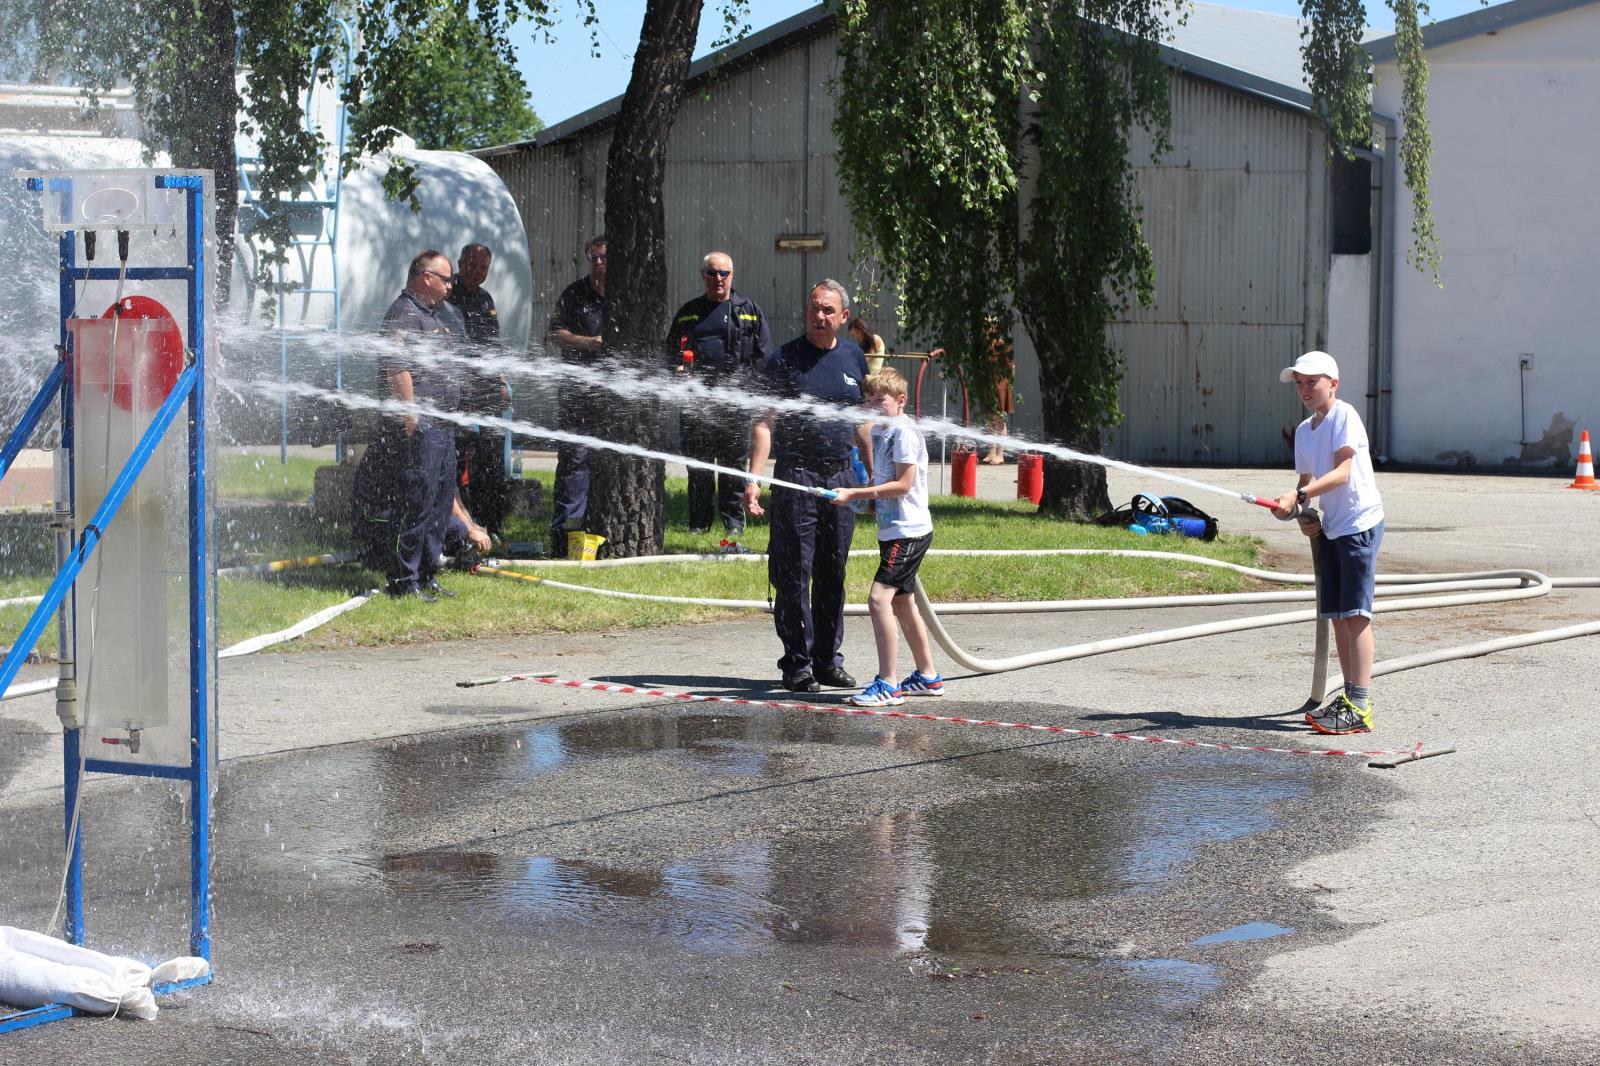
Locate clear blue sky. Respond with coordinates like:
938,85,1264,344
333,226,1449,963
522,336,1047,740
510,0,1493,128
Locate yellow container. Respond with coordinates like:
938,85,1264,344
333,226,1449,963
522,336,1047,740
567,532,606,561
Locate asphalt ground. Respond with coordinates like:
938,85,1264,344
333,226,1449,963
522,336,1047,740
2,462,1598,1064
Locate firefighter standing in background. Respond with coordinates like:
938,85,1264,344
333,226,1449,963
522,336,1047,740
667,250,772,545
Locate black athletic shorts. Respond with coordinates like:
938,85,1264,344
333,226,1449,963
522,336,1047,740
873,532,932,595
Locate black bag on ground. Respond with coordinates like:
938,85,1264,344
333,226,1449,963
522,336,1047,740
1092,493,1219,540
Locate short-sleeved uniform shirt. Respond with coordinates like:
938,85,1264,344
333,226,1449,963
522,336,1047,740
380,290,461,425
667,291,772,383
871,414,932,540
549,276,605,362
445,283,504,414
761,336,869,467
1294,399,1384,539
447,284,500,345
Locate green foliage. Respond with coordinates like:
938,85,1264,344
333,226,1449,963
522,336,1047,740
1299,0,1371,153
834,0,1173,442
837,0,1442,491
0,0,557,302
347,1,548,167
1387,0,1438,277
1019,3,1172,440
1300,0,1439,279
833,0,1034,418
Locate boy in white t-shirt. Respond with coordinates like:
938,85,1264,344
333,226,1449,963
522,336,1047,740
829,368,944,707
1272,351,1386,735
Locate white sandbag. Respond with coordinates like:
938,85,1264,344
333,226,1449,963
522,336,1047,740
0,926,209,1021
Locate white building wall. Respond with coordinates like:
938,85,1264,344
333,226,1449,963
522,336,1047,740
1373,4,1600,466
1326,253,1371,420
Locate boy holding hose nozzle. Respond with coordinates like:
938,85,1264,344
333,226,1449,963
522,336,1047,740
1273,351,1387,735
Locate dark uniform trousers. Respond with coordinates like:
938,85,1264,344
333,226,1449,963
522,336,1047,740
767,462,858,679
354,423,457,590
681,400,750,533
457,427,508,537
549,382,595,556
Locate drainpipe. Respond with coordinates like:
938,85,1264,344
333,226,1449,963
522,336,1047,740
1373,110,1399,463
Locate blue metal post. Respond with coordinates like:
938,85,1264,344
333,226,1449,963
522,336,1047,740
0,364,198,700
0,361,66,483
160,174,213,962
57,221,85,948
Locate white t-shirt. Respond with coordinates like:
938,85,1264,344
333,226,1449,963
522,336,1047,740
871,415,932,540
1294,399,1384,539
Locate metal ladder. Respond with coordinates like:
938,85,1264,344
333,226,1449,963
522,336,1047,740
235,19,353,462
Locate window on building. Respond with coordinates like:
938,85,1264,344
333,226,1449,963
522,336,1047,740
1329,155,1372,256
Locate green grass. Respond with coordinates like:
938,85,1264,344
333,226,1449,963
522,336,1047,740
1,471,1268,658
216,452,322,502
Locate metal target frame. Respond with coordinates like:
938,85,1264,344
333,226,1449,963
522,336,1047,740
0,169,215,1034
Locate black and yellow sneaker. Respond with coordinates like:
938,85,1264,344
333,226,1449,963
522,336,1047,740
1309,693,1373,735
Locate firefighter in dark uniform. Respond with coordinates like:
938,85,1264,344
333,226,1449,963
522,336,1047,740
668,250,772,541
445,242,512,537
545,235,607,558
744,279,871,692
353,249,465,600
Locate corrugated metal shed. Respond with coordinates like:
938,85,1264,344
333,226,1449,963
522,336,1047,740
479,3,1334,464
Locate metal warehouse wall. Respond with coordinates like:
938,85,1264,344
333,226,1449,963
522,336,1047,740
481,30,1329,464
1110,75,1330,465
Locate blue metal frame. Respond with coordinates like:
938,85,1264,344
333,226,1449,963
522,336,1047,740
1,171,214,1034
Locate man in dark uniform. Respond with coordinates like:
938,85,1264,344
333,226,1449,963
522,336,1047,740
446,242,512,537
545,235,606,559
668,250,772,543
744,279,871,693
352,249,465,600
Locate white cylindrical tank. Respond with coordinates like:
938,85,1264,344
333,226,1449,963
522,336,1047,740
226,139,535,444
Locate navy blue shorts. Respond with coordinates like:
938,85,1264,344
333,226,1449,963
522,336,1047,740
1314,521,1384,619
874,533,932,595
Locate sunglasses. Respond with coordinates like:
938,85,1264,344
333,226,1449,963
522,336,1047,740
702,268,732,278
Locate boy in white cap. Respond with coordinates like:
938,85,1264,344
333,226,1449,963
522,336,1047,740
1273,351,1386,734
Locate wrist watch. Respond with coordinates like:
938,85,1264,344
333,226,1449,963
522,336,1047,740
1296,489,1308,507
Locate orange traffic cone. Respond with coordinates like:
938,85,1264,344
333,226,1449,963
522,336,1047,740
1568,430,1599,490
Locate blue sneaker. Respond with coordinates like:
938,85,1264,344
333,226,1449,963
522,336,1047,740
846,677,905,707
899,670,945,697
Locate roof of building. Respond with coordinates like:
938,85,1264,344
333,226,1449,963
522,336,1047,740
477,1,1318,157
1366,0,1599,62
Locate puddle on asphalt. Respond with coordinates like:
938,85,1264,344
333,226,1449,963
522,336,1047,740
1192,921,1295,946
1111,958,1221,1000
280,704,1309,963
6,701,1319,1037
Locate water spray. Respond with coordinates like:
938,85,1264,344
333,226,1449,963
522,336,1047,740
246,334,1304,521
241,379,843,502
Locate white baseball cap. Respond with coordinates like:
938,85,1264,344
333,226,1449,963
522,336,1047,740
1280,350,1339,383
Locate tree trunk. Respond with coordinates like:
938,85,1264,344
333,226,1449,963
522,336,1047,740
166,0,241,303
587,0,704,558
1034,339,1113,520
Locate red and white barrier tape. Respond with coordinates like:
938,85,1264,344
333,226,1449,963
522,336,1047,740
479,674,1425,761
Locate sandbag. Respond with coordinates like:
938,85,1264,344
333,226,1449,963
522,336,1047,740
0,926,209,1021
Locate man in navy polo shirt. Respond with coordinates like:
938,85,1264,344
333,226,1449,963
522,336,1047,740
354,249,471,600
744,279,871,693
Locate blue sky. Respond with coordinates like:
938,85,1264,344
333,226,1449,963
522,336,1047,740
509,0,1493,129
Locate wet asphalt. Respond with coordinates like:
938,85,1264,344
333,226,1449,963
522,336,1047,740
2,463,1598,1063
